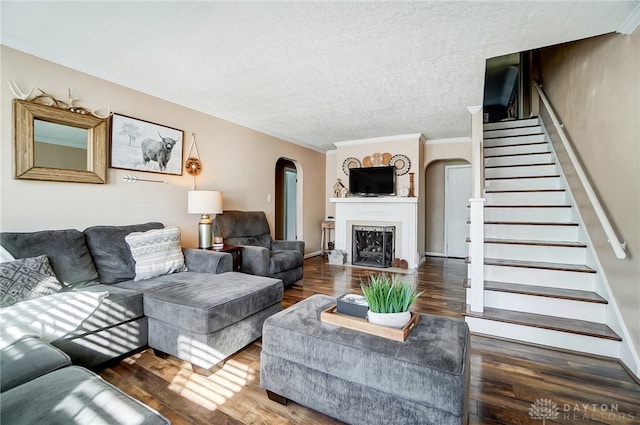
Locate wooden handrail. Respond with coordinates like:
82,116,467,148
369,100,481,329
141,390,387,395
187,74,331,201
534,81,627,260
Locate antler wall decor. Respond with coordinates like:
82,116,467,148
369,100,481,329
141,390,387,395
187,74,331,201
7,80,111,119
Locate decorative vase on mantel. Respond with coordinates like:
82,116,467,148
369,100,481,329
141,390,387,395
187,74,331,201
408,172,415,197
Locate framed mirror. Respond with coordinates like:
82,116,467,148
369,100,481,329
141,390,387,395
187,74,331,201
13,99,108,183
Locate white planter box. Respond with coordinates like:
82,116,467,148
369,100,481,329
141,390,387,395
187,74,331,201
328,253,346,265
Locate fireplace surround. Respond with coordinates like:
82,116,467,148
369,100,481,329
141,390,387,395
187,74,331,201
331,197,419,268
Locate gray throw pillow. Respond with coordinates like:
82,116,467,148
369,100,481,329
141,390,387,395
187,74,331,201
83,222,164,284
0,229,99,287
0,255,63,307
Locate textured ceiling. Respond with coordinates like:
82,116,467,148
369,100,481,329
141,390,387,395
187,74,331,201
1,1,638,151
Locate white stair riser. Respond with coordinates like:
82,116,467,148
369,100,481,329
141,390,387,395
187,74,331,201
485,143,549,157
484,134,546,148
484,126,542,138
485,176,562,191
466,289,607,322
485,164,557,178
483,119,539,131
485,152,554,167
464,317,620,358
479,264,595,290
484,224,579,241
484,243,586,265
484,207,572,222
485,191,567,205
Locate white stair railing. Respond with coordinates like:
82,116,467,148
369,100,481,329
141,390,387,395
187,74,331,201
534,82,627,260
468,106,485,312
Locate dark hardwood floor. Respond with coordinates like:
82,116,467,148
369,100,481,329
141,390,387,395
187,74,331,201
99,256,640,424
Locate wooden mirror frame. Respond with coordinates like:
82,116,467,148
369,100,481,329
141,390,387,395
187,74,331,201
13,99,108,184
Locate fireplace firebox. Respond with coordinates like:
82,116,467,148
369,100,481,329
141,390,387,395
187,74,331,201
352,225,395,268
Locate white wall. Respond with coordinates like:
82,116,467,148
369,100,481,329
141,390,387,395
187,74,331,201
1,46,326,253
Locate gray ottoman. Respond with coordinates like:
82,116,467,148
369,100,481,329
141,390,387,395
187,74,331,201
143,271,283,372
1,366,169,424
261,294,470,425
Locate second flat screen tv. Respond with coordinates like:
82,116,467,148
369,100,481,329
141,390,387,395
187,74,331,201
349,166,396,196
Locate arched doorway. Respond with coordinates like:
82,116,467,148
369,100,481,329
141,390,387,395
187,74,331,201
275,158,298,240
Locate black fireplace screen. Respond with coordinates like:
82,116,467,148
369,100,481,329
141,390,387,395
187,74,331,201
352,225,395,268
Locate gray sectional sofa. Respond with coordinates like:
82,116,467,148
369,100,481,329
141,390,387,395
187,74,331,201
0,222,285,424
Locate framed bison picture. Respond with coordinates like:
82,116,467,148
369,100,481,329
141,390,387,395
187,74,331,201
109,113,183,175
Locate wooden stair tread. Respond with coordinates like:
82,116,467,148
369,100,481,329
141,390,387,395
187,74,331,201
483,141,548,149
486,174,560,180
485,162,555,169
485,189,565,193
484,132,544,140
482,220,579,226
463,279,607,304
482,204,571,208
482,238,587,248
484,147,551,159
484,123,541,130
484,149,551,158
466,257,597,273
462,305,621,341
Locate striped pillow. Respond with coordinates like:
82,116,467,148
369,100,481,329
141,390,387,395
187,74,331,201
125,226,187,282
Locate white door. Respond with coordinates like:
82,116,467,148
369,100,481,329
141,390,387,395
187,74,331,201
445,165,472,258
284,169,297,240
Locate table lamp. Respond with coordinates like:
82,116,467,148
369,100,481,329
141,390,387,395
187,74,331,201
188,190,223,249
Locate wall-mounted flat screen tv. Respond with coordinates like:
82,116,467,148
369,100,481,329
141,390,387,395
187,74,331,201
348,166,396,196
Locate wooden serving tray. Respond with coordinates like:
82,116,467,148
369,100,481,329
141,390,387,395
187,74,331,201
320,305,420,341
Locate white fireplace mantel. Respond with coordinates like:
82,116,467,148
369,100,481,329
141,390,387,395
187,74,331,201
330,197,419,268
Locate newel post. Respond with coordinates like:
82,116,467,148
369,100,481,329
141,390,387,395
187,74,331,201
468,106,484,312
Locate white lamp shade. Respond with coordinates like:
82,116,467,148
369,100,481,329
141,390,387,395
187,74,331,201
188,191,223,214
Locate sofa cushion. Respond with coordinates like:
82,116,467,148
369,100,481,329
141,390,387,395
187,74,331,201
1,229,99,287
1,291,109,343
0,255,63,306
1,337,71,392
215,210,273,249
60,284,145,337
125,226,187,281
83,222,163,284
226,235,272,250
269,250,304,275
141,271,283,333
0,366,170,425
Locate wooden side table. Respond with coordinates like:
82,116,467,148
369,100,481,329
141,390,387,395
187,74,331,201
321,221,335,256
209,244,242,272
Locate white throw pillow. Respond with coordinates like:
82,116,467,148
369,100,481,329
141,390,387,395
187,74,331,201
125,226,187,281
0,246,15,263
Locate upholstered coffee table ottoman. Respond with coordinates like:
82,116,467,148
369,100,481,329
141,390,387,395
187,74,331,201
261,294,470,425
143,271,283,374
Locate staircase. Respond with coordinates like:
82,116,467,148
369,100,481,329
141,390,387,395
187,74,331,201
462,118,622,358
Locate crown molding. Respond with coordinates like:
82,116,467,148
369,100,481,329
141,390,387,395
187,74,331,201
425,137,472,145
618,3,640,35
334,133,424,148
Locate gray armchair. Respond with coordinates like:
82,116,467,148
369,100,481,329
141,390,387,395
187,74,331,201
214,210,304,287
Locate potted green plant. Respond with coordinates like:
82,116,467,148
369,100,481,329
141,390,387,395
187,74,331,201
360,273,423,328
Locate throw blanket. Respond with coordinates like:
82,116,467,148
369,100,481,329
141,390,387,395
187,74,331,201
0,291,109,349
